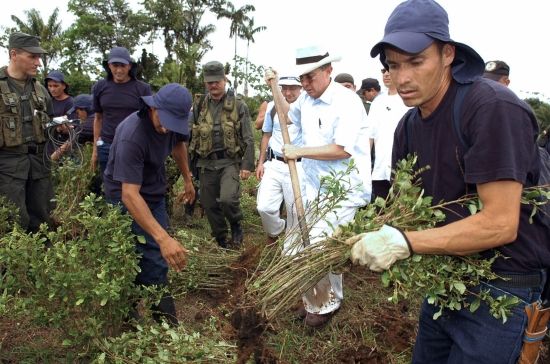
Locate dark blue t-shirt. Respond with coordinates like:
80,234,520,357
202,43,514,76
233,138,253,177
92,78,152,143
77,113,94,144
392,79,550,273
52,96,74,117
103,112,187,204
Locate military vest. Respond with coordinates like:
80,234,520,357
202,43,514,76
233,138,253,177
189,93,243,159
0,66,50,147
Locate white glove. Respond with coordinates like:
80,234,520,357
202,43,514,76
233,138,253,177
347,225,412,272
264,68,278,86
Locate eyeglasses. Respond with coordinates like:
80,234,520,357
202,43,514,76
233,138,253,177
381,68,389,74
299,68,323,83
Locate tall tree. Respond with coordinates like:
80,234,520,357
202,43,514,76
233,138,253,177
240,17,266,96
7,8,64,76
142,0,217,92
525,98,550,134
66,0,150,62
215,2,255,93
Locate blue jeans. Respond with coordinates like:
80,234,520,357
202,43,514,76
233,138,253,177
97,141,112,182
107,197,169,286
412,271,546,364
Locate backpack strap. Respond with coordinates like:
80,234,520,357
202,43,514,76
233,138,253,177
269,104,277,121
404,108,418,154
452,83,473,149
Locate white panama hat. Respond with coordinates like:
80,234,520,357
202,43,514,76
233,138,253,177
295,45,341,76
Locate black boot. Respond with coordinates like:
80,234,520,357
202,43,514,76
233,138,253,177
121,301,141,332
152,295,178,326
231,222,243,246
216,235,227,248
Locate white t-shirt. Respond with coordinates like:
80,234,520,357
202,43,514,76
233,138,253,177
289,81,371,206
367,92,411,181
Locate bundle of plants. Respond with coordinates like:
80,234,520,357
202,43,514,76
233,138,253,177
170,229,241,295
246,156,543,321
51,143,96,227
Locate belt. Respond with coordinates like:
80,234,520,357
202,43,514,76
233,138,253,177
274,155,302,163
206,150,227,160
270,150,301,163
488,272,543,289
1,143,45,155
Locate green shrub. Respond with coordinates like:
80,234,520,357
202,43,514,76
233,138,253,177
1,194,143,348
94,317,237,363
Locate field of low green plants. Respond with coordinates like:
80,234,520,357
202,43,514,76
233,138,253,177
1,146,548,363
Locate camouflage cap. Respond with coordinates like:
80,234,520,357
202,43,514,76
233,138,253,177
8,32,47,54
203,61,225,82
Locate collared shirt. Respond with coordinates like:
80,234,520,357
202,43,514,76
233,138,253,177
289,81,372,206
262,101,302,156
368,92,411,181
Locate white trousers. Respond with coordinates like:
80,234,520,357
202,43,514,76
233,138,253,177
301,203,357,314
256,159,306,246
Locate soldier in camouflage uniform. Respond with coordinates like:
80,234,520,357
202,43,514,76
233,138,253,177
189,61,254,247
0,32,54,232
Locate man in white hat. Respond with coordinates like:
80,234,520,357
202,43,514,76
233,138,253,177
103,83,195,326
265,46,372,328
256,73,304,246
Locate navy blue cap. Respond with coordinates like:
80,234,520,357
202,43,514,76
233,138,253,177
108,46,132,64
45,70,70,93
141,83,192,135
67,94,93,115
370,0,484,83
45,70,65,83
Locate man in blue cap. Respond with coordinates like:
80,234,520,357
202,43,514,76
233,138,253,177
68,94,95,144
92,46,152,187
346,0,549,362
44,70,74,117
103,83,195,326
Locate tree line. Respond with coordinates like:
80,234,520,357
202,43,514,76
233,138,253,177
0,0,267,98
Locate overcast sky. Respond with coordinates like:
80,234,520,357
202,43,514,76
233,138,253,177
2,0,549,101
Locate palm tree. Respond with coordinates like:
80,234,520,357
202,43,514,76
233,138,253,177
142,0,215,93
241,17,266,96
215,2,255,93
10,8,64,75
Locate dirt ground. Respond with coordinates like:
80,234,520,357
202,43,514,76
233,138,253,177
173,224,550,364
174,231,419,364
